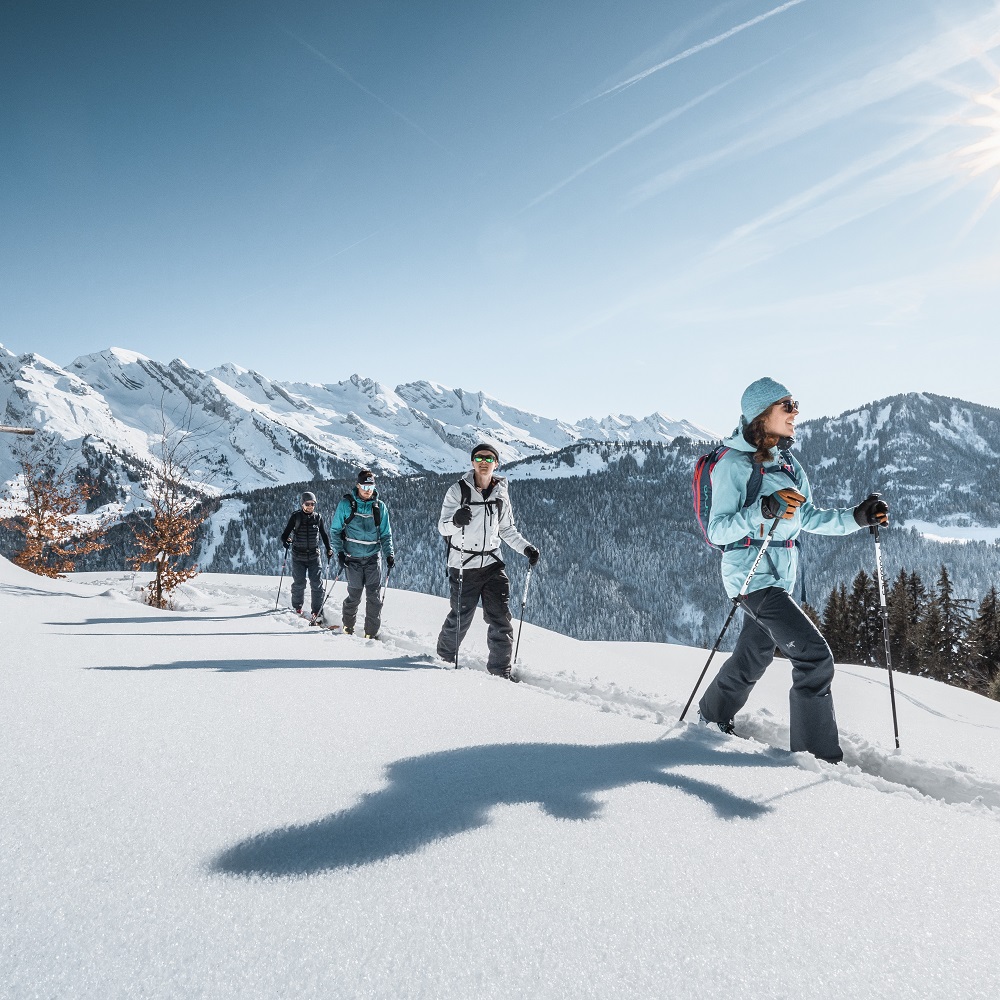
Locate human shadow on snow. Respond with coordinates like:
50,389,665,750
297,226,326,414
46,610,279,626
92,656,439,673
210,739,780,878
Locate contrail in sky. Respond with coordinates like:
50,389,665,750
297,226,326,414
283,28,449,152
525,70,755,211
580,0,811,107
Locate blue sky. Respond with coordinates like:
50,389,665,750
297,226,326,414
3,0,1000,434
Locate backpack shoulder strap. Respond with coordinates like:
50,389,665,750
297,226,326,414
458,478,472,506
743,461,765,510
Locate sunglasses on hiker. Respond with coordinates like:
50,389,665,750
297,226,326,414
302,501,316,507
473,454,497,464
779,399,799,413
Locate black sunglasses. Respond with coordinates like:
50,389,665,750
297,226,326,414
473,454,497,464
779,399,799,413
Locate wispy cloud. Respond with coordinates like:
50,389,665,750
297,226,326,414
282,28,449,153
577,0,811,108
711,126,950,260
629,9,1000,207
523,69,756,212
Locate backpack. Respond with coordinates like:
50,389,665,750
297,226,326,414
693,445,798,551
443,478,505,571
340,492,382,542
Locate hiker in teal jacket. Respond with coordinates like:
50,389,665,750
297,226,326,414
699,377,888,763
331,469,395,637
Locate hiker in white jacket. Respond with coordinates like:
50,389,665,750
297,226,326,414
435,443,539,679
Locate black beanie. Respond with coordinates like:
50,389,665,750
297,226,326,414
471,443,500,462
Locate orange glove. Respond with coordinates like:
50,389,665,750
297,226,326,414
761,488,806,520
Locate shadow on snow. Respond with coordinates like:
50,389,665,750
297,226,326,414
210,739,781,878
92,656,438,673
45,611,279,626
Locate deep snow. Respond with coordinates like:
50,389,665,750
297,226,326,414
3,557,1000,999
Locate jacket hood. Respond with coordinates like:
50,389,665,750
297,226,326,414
723,424,756,453
722,421,795,458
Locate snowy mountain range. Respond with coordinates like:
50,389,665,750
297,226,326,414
4,345,1000,541
0,345,712,506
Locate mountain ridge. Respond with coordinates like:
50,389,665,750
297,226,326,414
0,345,713,507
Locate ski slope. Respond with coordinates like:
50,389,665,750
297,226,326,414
3,557,999,999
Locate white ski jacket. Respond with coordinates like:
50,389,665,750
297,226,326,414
438,472,532,571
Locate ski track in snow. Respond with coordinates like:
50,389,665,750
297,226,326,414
97,572,1000,824
127,580,1000,819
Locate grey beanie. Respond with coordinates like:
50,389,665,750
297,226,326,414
301,491,317,504
741,377,792,424
471,442,500,462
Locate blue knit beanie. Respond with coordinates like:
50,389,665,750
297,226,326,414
741,377,792,424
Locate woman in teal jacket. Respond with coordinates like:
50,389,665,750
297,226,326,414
699,377,888,763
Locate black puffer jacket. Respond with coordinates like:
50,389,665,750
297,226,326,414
280,510,332,559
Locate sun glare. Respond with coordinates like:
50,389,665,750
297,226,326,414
956,84,1000,202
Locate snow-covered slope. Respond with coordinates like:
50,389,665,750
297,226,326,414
796,391,1000,530
0,345,714,508
3,557,999,998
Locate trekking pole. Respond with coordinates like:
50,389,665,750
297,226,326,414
274,548,289,611
680,520,780,722
871,522,901,749
454,526,465,669
316,556,343,619
513,565,533,665
380,565,393,606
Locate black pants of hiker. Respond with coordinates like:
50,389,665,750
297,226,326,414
342,555,382,636
290,553,324,614
698,586,843,763
436,563,513,671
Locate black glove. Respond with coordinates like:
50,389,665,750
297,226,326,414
761,488,806,520
524,545,540,567
386,554,395,569
337,551,347,568
854,492,889,527
452,505,473,528
326,549,333,560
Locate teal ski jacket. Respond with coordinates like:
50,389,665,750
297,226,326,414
708,429,862,599
330,488,394,562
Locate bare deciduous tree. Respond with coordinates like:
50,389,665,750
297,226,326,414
1,434,108,578
129,405,213,608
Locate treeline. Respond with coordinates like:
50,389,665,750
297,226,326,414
813,567,1000,699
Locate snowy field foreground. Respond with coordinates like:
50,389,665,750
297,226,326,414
3,558,1000,999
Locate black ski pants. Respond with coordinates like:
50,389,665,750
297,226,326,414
290,553,324,614
436,563,513,671
698,586,843,763
342,554,382,636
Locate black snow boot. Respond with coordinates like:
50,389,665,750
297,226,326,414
698,711,736,735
